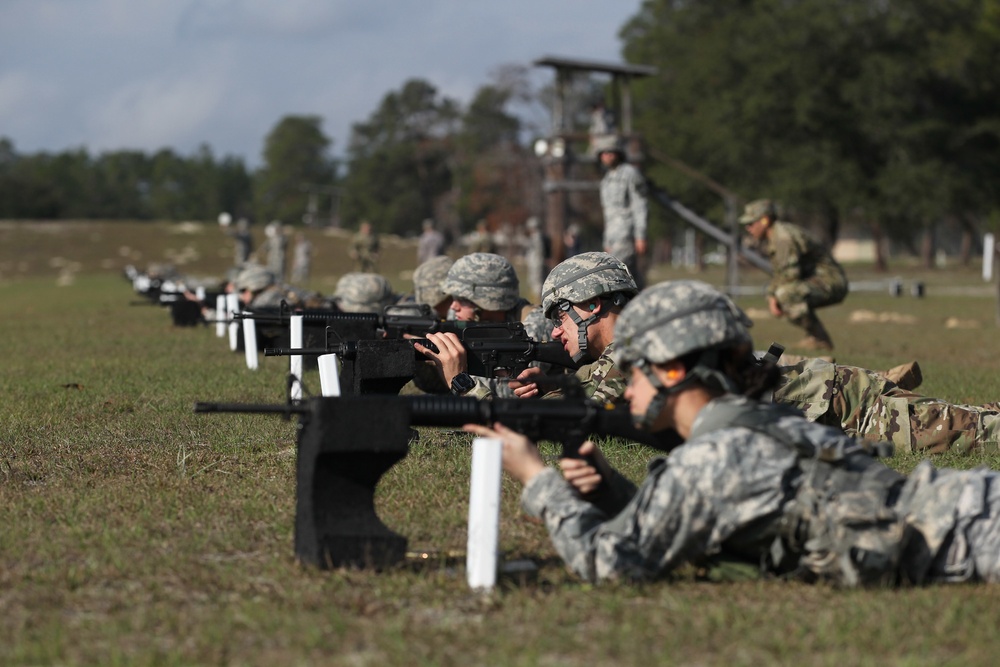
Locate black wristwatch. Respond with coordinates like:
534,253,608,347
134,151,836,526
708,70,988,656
450,372,476,396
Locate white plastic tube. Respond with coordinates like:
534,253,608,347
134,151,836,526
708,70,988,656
215,294,227,338
318,354,341,397
226,293,240,351
467,437,503,591
242,318,258,370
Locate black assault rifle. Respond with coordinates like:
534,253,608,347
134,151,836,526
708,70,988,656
194,391,679,569
263,322,577,395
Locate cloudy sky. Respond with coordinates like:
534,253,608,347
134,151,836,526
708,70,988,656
1,0,642,166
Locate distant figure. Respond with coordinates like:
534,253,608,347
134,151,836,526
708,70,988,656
594,135,649,289
290,232,313,283
467,219,497,254
587,101,615,156
261,220,288,281
739,199,848,351
417,218,446,264
350,221,380,272
523,217,547,302
229,218,254,267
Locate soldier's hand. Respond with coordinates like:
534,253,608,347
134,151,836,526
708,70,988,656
509,367,543,399
464,422,545,485
768,296,783,317
559,441,607,495
635,238,648,256
414,331,468,387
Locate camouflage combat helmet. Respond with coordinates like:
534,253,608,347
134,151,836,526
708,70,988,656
334,272,395,314
412,255,454,308
616,281,753,428
441,253,520,312
234,264,275,293
542,252,637,319
616,280,752,366
542,252,639,362
592,134,625,156
739,199,776,225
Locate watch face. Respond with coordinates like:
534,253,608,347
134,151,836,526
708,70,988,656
452,373,475,394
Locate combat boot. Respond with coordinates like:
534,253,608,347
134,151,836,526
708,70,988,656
882,361,922,391
794,313,835,351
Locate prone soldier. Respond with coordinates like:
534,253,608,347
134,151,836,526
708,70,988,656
468,280,1000,586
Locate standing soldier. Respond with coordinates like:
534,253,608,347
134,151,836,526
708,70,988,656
740,199,848,351
417,218,446,265
595,136,649,289
229,217,254,268
290,232,312,283
261,220,288,282
349,220,380,272
523,217,547,303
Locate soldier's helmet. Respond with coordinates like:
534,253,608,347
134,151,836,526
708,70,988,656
412,256,454,308
615,280,753,367
441,253,520,311
541,251,638,319
234,264,275,293
738,199,776,225
334,272,395,313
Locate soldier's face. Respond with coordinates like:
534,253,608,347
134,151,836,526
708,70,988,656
450,297,480,321
744,218,768,241
550,304,590,357
624,365,673,431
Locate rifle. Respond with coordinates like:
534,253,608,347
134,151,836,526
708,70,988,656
194,391,679,569
263,323,577,393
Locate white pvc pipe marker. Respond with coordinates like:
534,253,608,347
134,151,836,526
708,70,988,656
215,294,227,338
467,437,503,591
289,315,304,401
318,354,341,397
226,293,240,351
242,317,258,370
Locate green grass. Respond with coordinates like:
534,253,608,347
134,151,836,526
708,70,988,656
2,221,1000,665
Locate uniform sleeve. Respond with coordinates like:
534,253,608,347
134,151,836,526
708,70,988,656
522,457,717,582
465,376,494,400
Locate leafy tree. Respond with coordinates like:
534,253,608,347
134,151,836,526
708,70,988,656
255,116,335,225
341,79,459,235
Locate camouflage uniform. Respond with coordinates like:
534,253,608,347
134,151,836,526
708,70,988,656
543,340,626,405
597,138,648,289
765,221,847,320
351,227,380,272
263,221,289,281
333,272,395,314
441,253,539,399
520,281,1000,586
741,200,848,347
229,218,253,267
523,217,547,302
775,358,1000,455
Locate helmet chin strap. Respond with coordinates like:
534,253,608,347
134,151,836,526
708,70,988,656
559,301,601,363
631,350,739,431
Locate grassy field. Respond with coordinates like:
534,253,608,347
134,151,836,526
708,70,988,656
2,220,1000,665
